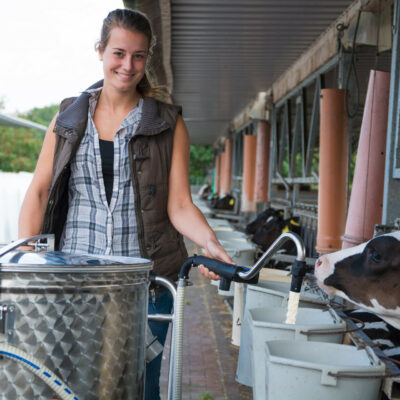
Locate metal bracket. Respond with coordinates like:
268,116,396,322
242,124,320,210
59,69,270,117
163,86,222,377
0,304,15,344
0,234,55,258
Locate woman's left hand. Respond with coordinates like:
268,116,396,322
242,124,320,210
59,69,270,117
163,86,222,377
198,238,235,280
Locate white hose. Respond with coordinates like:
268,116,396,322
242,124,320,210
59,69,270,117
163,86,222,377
172,282,185,400
0,343,79,400
285,291,301,324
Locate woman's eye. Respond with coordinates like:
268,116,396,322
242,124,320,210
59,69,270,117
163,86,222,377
134,54,145,60
114,52,124,57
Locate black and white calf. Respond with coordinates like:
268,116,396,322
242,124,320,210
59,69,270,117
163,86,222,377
315,232,400,330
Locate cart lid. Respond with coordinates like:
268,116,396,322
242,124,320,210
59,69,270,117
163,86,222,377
0,250,153,273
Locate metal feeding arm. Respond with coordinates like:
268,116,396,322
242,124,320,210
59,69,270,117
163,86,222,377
178,232,307,292
237,232,306,281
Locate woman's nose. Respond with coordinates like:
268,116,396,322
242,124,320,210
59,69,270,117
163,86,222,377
123,57,133,70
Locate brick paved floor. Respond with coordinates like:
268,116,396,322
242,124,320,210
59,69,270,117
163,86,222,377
159,267,252,400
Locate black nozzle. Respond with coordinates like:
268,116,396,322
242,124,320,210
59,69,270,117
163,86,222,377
290,259,307,292
219,277,231,291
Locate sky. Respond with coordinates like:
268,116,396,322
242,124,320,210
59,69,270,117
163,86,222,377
0,0,124,114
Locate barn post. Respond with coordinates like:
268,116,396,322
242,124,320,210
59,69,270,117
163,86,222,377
253,121,271,203
213,153,221,195
241,133,257,212
342,70,391,248
316,89,348,253
382,0,400,226
220,138,233,196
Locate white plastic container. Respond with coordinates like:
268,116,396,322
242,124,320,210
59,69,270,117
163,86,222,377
212,226,235,232
236,280,326,386
197,205,214,218
204,239,256,342
250,308,346,400
215,230,249,242
206,239,256,297
265,341,385,400
207,218,233,229
231,282,244,346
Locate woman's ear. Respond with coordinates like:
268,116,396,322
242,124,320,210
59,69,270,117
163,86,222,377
97,44,104,61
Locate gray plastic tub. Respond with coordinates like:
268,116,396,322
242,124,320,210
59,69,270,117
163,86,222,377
250,307,346,400
207,218,233,229
236,281,327,386
215,230,249,242
265,341,385,400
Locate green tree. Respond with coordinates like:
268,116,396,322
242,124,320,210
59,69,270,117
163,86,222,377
21,104,58,126
0,127,42,172
189,144,214,185
0,103,58,173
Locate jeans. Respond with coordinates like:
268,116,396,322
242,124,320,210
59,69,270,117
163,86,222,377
146,289,173,400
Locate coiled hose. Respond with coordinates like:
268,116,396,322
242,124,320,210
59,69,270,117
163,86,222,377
0,342,79,400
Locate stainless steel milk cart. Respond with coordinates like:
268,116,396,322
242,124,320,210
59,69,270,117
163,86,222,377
0,232,307,400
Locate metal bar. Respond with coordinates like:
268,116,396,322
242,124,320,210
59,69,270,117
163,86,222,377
382,0,400,224
300,87,306,177
278,105,285,174
269,107,278,201
290,93,301,178
271,177,318,184
238,232,306,280
0,234,55,257
305,77,322,176
285,100,291,178
275,54,339,109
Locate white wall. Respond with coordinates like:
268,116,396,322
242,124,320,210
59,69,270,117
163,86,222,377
0,171,33,245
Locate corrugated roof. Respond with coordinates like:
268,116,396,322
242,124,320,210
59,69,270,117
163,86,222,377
171,0,354,144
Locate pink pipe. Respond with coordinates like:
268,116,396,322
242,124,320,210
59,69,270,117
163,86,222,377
316,89,348,254
342,70,391,248
214,154,221,194
220,139,233,196
241,135,257,212
254,121,271,202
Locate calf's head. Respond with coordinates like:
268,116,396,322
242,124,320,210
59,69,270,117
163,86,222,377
315,232,400,329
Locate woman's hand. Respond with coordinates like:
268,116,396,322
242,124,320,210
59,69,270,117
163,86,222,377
198,237,235,280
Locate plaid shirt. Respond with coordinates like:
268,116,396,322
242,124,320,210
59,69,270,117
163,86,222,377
60,88,142,256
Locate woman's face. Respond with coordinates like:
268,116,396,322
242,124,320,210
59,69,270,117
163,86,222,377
99,27,149,94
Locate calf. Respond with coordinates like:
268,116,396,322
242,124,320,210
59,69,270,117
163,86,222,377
211,194,235,211
315,232,400,329
252,215,301,252
245,208,280,235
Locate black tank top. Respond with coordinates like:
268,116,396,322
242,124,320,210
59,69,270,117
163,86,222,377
99,139,114,205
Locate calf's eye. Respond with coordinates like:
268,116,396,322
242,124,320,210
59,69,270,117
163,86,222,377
370,250,381,263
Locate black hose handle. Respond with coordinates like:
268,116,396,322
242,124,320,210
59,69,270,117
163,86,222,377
178,255,259,289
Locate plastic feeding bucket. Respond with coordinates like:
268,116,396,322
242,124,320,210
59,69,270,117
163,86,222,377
265,340,385,400
236,281,326,386
249,307,346,400
215,230,249,242
218,239,256,344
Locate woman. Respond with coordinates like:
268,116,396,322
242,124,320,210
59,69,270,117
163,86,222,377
18,8,231,400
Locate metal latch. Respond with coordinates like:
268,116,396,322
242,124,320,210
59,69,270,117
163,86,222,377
0,304,15,343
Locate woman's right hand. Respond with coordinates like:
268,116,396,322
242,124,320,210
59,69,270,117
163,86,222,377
198,237,235,280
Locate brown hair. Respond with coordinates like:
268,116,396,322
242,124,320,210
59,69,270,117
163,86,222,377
97,8,156,97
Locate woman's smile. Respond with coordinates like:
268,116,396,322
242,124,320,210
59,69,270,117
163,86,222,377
99,27,149,93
